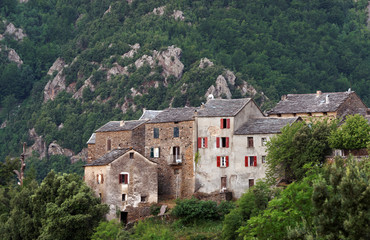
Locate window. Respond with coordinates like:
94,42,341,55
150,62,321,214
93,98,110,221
262,155,266,163
150,147,160,158
220,118,230,129
197,137,208,148
97,174,104,184
245,156,257,167
174,127,179,137
141,196,147,202
129,152,134,159
249,179,255,187
217,156,229,167
119,173,129,184
107,139,111,151
122,194,126,201
261,137,267,146
221,177,227,190
248,137,254,147
216,137,229,148
153,128,159,138
173,146,181,163
174,169,180,174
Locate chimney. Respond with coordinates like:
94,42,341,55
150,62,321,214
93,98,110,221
120,120,125,127
326,95,330,104
316,90,322,97
281,95,287,101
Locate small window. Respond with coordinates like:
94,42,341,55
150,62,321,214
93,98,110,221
97,174,104,184
323,112,327,116
174,169,180,175
119,173,129,184
220,118,230,129
262,155,266,163
129,152,134,159
154,128,159,138
141,196,147,202
261,137,267,146
198,137,208,148
249,156,254,166
249,179,255,187
107,139,111,151
277,114,282,117
99,193,102,199
122,194,126,201
174,127,179,137
217,156,229,167
150,147,160,158
216,137,229,148
248,137,254,147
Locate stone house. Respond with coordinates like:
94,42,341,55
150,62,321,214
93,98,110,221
268,90,368,120
86,119,147,163
144,107,198,199
84,148,158,223
194,98,266,199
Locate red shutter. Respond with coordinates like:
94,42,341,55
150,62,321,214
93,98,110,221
254,156,257,166
245,156,248,167
220,119,224,129
226,156,229,167
205,137,208,148
119,174,122,184
217,156,221,167
198,138,201,148
226,137,229,148
226,119,230,128
101,174,104,184
216,137,220,148
124,174,128,184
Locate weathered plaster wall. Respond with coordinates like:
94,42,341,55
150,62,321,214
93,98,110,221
144,121,194,199
234,101,264,130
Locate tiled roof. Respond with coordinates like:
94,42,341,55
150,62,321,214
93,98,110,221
268,92,353,115
95,119,148,132
148,107,198,123
235,117,300,135
197,98,251,117
84,148,129,166
139,109,163,120
86,133,96,144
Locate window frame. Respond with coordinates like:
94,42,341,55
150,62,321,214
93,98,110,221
150,147,160,158
198,137,208,148
247,137,254,148
119,172,129,184
153,128,159,138
173,127,179,138
261,137,267,146
217,156,229,167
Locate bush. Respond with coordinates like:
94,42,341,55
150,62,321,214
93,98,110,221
172,198,234,224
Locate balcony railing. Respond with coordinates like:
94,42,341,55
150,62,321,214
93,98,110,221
171,154,184,164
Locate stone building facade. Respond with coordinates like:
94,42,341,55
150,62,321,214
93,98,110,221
84,148,158,223
268,90,368,120
144,107,197,199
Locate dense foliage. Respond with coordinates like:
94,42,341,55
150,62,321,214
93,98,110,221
0,171,108,240
1,0,370,163
266,120,334,182
329,114,370,150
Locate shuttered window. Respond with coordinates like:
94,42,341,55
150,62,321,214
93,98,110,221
119,173,129,184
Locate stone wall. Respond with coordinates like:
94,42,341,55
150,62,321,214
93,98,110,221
144,121,194,199
93,131,134,160
337,92,368,117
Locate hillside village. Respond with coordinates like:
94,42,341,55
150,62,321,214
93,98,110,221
84,90,369,223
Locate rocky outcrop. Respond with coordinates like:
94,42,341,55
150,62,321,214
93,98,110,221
153,45,184,79
0,121,7,129
153,6,166,16
199,58,214,69
4,23,26,41
71,148,88,163
122,43,140,59
48,141,74,157
73,76,95,99
238,80,258,96
224,70,236,85
0,46,23,67
43,58,69,102
25,128,47,159
104,5,112,15
172,10,185,21
107,63,128,80
135,54,155,69
19,0,29,3
205,75,232,99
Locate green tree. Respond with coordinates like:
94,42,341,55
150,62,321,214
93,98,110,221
329,114,370,150
1,171,108,240
266,120,334,182
310,157,370,240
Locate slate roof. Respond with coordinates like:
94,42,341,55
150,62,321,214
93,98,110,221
84,148,129,166
139,109,163,120
268,92,354,115
235,117,300,135
86,133,96,144
95,119,148,132
197,98,251,117
148,107,198,123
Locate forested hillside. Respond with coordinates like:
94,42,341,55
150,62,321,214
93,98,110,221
1,0,370,162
